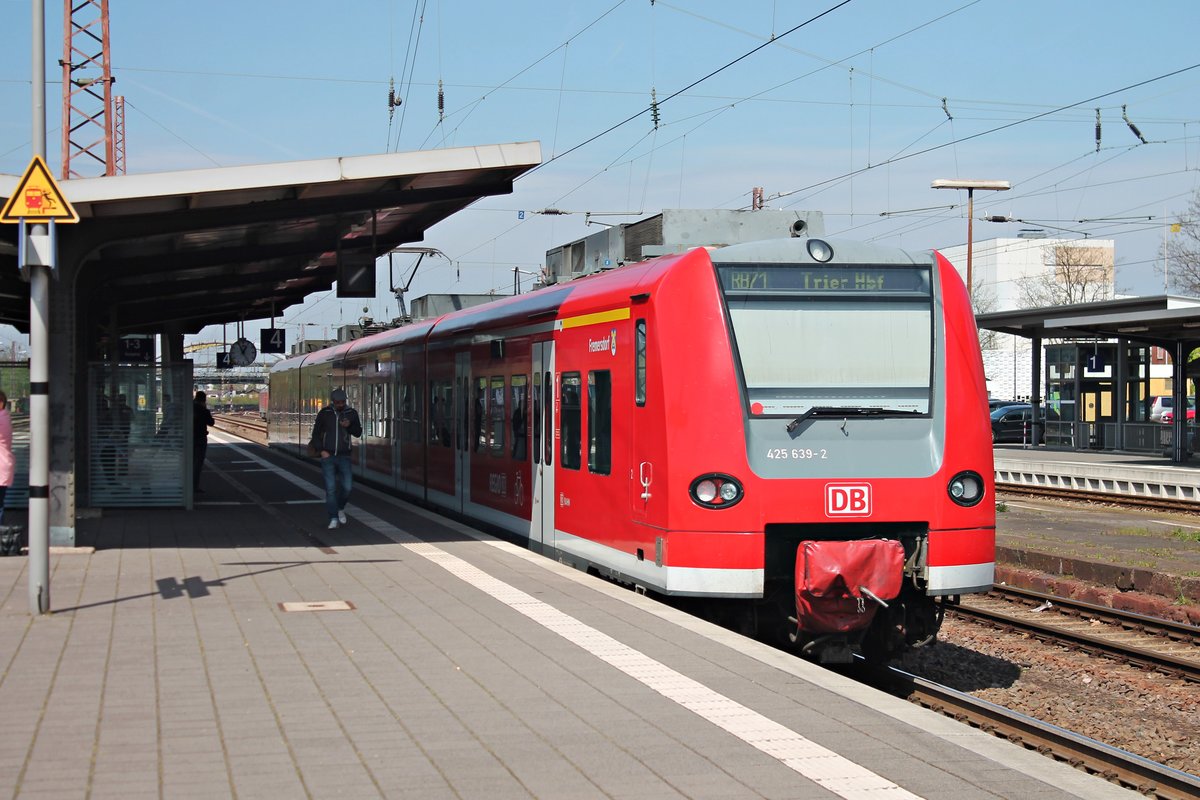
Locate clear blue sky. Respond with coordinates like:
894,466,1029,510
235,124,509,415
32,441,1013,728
3,0,1199,354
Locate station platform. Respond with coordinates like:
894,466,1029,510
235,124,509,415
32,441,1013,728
994,443,1200,502
0,431,1137,799
993,444,1200,619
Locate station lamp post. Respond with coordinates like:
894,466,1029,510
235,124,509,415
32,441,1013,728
931,178,1011,302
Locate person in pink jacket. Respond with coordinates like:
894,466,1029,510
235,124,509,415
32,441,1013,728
0,391,13,525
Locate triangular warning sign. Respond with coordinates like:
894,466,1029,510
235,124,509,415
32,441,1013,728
0,155,79,223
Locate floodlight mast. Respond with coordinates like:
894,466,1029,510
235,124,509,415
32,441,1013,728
931,179,1011,302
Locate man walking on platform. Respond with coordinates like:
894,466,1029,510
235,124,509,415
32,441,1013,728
310,388,362,529
192,391,215,493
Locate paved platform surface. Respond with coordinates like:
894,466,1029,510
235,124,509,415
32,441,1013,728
0,432,1140,799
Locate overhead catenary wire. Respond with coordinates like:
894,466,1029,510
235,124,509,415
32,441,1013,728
523,0,855,177
772,62,1200,209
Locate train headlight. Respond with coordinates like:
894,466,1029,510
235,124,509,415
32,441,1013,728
806,238,834,263
690,474,744,509
947,471,985,507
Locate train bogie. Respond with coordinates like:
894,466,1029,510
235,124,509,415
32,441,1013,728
270,235,995,663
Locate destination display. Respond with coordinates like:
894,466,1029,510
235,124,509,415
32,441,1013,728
717,264,930,294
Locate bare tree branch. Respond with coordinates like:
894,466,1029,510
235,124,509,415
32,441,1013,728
1161,191,1200,294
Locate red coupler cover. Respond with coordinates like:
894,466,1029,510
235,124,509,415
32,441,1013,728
795,540,906,634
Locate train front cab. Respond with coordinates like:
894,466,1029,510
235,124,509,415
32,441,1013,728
640,239,994,661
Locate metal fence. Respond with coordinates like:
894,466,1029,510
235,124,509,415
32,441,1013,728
1041,421,1177,455
87,363,193,507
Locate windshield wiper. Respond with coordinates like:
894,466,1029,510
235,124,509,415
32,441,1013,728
786,406,922,433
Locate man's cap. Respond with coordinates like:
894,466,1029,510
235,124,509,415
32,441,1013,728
330,388,347,402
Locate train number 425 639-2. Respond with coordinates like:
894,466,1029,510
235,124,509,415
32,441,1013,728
766,448,828,460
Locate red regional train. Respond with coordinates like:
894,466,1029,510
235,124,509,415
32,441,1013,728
268,233,995,662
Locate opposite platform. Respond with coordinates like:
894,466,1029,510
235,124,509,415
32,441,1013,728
0,432,1140,799
994,443,1200,501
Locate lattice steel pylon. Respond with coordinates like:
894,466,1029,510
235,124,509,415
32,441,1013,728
60,0,116,179
113,94,126,175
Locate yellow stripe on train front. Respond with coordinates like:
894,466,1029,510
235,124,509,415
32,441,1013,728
558,307,631,330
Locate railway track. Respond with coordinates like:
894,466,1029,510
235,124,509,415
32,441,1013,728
950,584,1200,683
213,413,267,444
863,663,1200,800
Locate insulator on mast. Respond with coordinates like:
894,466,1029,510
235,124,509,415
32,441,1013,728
438,79,444,122
650,88,660,130
1095,108,1101,152
1122,104,1147,144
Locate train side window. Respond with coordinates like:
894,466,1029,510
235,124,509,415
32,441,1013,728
442,382,454,448
588,370,611,475
401,383,414,442
543,372,553,466
430,380,452,447
560,372,581,470
490,376,506,456
511,375,528,461
428,383,440,445
635,319,647,406
532,371,542,465
473,377,487,453
413,382,424,444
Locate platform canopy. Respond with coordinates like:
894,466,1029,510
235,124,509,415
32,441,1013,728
977,295,1200,346
0,142,541,333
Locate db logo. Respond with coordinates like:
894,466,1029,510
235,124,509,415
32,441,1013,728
825,483,872,517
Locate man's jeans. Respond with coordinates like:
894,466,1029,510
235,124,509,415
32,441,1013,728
321,454,353,520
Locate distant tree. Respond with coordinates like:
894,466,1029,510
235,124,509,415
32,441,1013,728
1161,191,1200,295
971,275,1000,350
1017,242,1114,308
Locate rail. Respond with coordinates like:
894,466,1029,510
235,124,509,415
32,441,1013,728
865,664,1200,800
212,413,267,445
951,585,1200,683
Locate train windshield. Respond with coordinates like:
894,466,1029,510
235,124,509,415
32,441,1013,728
715,262,933,416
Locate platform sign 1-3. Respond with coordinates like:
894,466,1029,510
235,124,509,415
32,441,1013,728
260,328,286,354
118,335,154,364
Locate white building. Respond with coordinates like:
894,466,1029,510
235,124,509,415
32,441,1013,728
937,234,1116,401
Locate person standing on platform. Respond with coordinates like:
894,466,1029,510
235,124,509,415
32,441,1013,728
113,393,132,476
192,390,215,493
0,391,13,525
310,388,362,529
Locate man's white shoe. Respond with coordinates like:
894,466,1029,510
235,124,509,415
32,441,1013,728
327,519,339,530
337,510,347,524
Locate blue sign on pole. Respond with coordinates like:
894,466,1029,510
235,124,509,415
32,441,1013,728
1087,352,1105,371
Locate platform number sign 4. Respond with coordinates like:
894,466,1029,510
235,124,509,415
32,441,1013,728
260,328,286,354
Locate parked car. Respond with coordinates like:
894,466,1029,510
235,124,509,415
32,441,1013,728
1150,395,1195,422
1160,408,1196,424
990,404,1058,444
988,398,1021,410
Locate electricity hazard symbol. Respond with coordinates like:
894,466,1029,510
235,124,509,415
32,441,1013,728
0,155,79,223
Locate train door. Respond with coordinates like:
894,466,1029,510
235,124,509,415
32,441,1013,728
630,318,652,526
454,351,470,513
530,341,556,547
361,373,393,484
346,380,364,471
